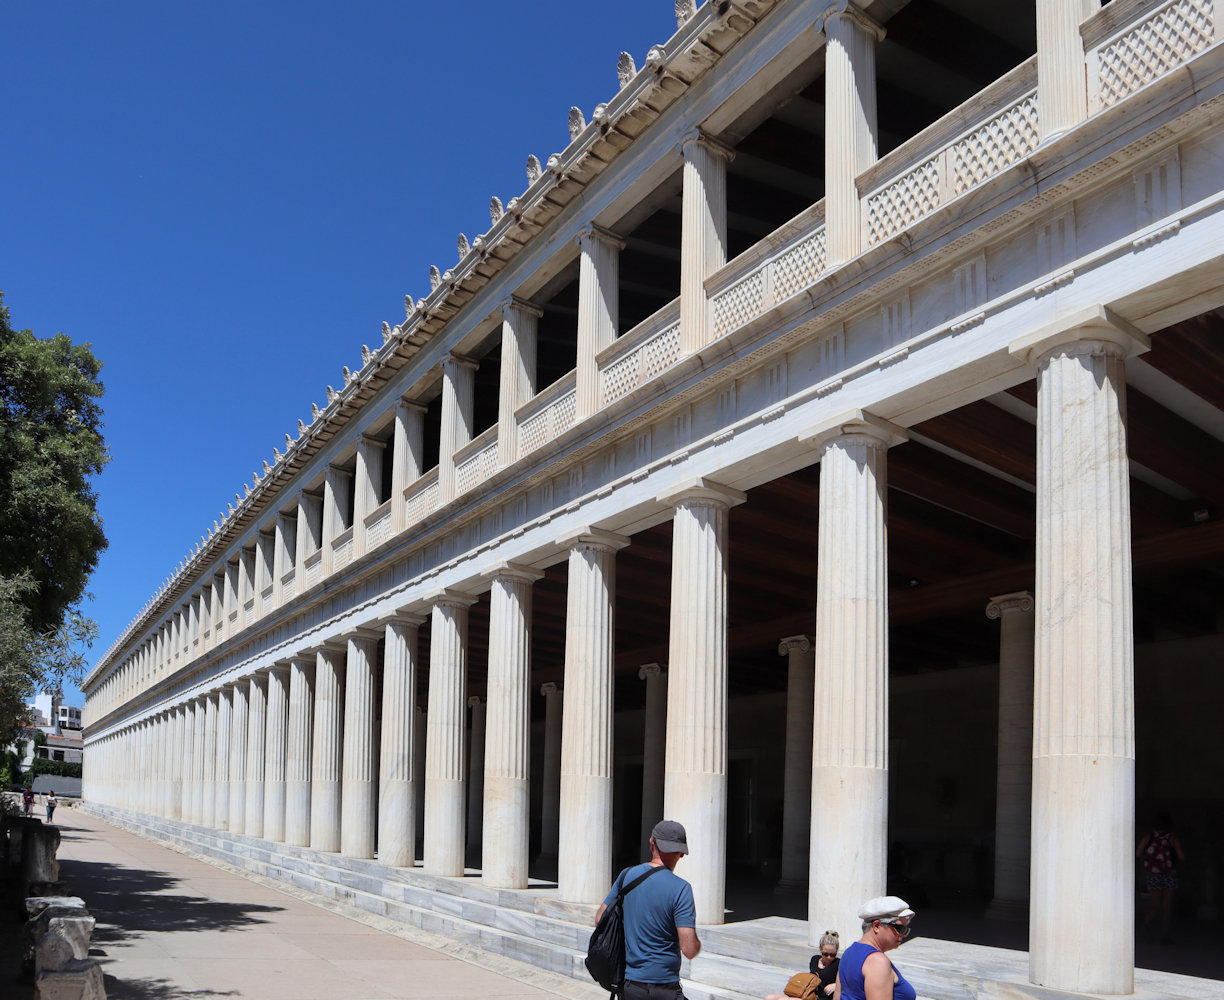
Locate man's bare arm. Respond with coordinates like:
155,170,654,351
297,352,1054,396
595,903,607,926
678,926,701,959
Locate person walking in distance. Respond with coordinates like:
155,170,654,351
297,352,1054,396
595,820,701,1000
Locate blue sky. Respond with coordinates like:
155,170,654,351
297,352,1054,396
2,2,679,708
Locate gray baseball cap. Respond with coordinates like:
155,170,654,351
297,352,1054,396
651,820,689,854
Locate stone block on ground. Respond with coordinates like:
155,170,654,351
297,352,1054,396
24,822,62,885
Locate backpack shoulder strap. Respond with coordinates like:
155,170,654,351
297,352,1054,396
618,864,666,900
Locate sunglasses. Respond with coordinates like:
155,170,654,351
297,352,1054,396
882,920,912,938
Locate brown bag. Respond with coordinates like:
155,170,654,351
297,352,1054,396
783,972,822,999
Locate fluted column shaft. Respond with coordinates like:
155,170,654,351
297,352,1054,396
638,665,667,850
286,657,314,847
1037,0,1097,140
245,675,267,837
425,594,475,875
229,682,248,834
680,131,732,355
497,299,541,466
380,617,423,868
466,696,487,853
576,226,624,416
663,483,744,925
169,704,185,820
438,355,476,504
216,687,232,830
190,698,206,824
986,592,1035,914
778,636,814,888
264,666,290,841
1014,318,1143,994
392,401,425,533
311,647,345,852
805,412,905,944
342,633,379,858
483,567,541,887
558,530,627,902
824,5,882,266
539,682,563,861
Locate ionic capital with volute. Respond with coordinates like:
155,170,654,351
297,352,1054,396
986,591,1034,619
818,1,886,42
778,634,812,657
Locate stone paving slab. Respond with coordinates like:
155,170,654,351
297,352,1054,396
54,807,607,1000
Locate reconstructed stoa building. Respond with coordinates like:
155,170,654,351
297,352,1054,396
82,2,1224,996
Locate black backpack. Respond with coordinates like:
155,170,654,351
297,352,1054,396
585,864,666,997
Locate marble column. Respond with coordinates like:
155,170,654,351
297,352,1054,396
380,615,423,868
823,2,883,266
245,674,267,838
539,682,563,863
342,631,380,859
576,225,624,417
425,591,477,876
1037,0,1097,140
229,681,248,834
1011,310,1146,994
778,635,814,890
799,410,907,945
392,400,426,533
216,687,232,831
286,656,314,847
557,528,628,903
680,130,733,355
169,704,185,820
353,435,385,558
662,480,745,925
483,565,542,887
638,664,667,851
190,697,206,825
438,353,476,504
466,696,487,855
985,592,1035,917
264,665,290,842
497,298,541,467
311,645,345,852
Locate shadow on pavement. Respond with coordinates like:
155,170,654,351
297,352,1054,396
101,976,239,1000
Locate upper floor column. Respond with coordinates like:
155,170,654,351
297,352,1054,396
322,463,352,575
498,297,542,466
353,434,386,558
823,1,884,266
274,508,297,606
680,130,733,356
577,226,625,418
439,353,478,504
1037,0,1098,140
1011,308,1147,995
392,399,426,533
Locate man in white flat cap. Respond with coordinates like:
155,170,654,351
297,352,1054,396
834,895,917,1000
594,820,701,1000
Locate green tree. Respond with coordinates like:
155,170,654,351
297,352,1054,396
0,292,108,745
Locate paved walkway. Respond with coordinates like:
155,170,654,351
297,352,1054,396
54,806,604,1000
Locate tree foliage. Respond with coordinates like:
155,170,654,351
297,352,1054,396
0,292,108,745
0,291,109,633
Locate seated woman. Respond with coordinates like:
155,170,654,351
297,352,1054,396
764,929,840,999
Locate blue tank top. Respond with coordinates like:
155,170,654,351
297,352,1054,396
837,941,916,1000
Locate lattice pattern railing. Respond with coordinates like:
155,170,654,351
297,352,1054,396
365,502,393,549
863,92,1038,246
280,570,295,603
405,473,440,525
1091,0,1215,108
304,551,322,589
709,224,827,338
455,438,499,495
600,320,681,406
331,530,353,571
518,384,577,456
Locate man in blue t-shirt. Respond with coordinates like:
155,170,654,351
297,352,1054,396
595,820,701,1000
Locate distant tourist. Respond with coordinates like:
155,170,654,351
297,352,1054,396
22,785,34,817
1137,811,1185,943
45,789,58,823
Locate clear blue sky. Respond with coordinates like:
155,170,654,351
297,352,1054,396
2,2,679,708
